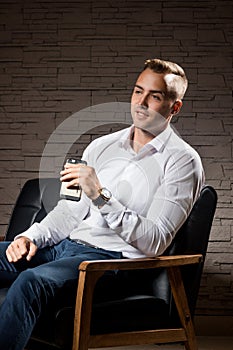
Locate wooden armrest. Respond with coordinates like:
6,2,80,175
78,254,203,272
74,254,202,349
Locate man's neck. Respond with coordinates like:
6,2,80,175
131,127,154,153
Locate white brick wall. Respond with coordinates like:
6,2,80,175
0,0,232,317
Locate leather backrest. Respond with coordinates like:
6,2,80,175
5,178,61,241
156,185,217,318
166,185,217,257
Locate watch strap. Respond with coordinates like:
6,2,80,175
92,187,111,207
92,195,107,207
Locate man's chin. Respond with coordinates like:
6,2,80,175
134,123,168,137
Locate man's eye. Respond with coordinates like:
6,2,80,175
134,89,142,94
152,95,160,100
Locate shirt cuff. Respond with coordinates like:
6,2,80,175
98,196,126,230
14,223,45,248
99,196,125,214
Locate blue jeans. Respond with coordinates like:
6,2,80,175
0,239,122,350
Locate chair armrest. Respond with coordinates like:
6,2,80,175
73,254,202,349
78,254,203,272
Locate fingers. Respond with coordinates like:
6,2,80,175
60,171,79,184
26,242,38,261
62,163,86,173
60,164,101,200
60,163,91,186
6,239,27,262
6,237,37,263
6,243,19,262
60,163,84,183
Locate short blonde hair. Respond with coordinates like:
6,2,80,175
144,58,188,100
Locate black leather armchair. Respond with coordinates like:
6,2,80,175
0,178,217,350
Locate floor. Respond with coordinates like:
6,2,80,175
92,336,233,350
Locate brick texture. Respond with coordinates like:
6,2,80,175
0,0,232,316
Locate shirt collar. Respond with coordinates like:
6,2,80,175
147,124,173,152
119,125,134,150
120,124,173,153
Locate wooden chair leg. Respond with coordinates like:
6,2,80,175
167,266,198,350
72,270,104,350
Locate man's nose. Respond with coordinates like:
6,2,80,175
138,94,148,108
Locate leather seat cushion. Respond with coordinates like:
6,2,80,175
52,295,170,348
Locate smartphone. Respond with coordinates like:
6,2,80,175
60,158,87,201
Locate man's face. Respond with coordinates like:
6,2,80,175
131,68,181,136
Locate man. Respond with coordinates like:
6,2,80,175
0,58,204,349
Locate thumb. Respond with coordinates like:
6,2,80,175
26,242,37,261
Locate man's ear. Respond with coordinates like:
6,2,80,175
171,100,182,115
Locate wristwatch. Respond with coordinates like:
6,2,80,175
92,187,112,207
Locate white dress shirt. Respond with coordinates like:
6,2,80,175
20,125,204,258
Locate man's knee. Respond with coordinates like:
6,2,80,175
12,268,53,302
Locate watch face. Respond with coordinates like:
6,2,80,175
100,188,112,200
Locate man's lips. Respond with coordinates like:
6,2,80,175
135,108,149,117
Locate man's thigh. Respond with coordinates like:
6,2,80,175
15,241,122,305
1,238,122,291
32,240,122,287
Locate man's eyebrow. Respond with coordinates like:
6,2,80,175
134,84,166,96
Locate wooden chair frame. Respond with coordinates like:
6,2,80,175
73,254,202,350
1,180,216,349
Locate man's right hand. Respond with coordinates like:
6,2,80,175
6,237,38,263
